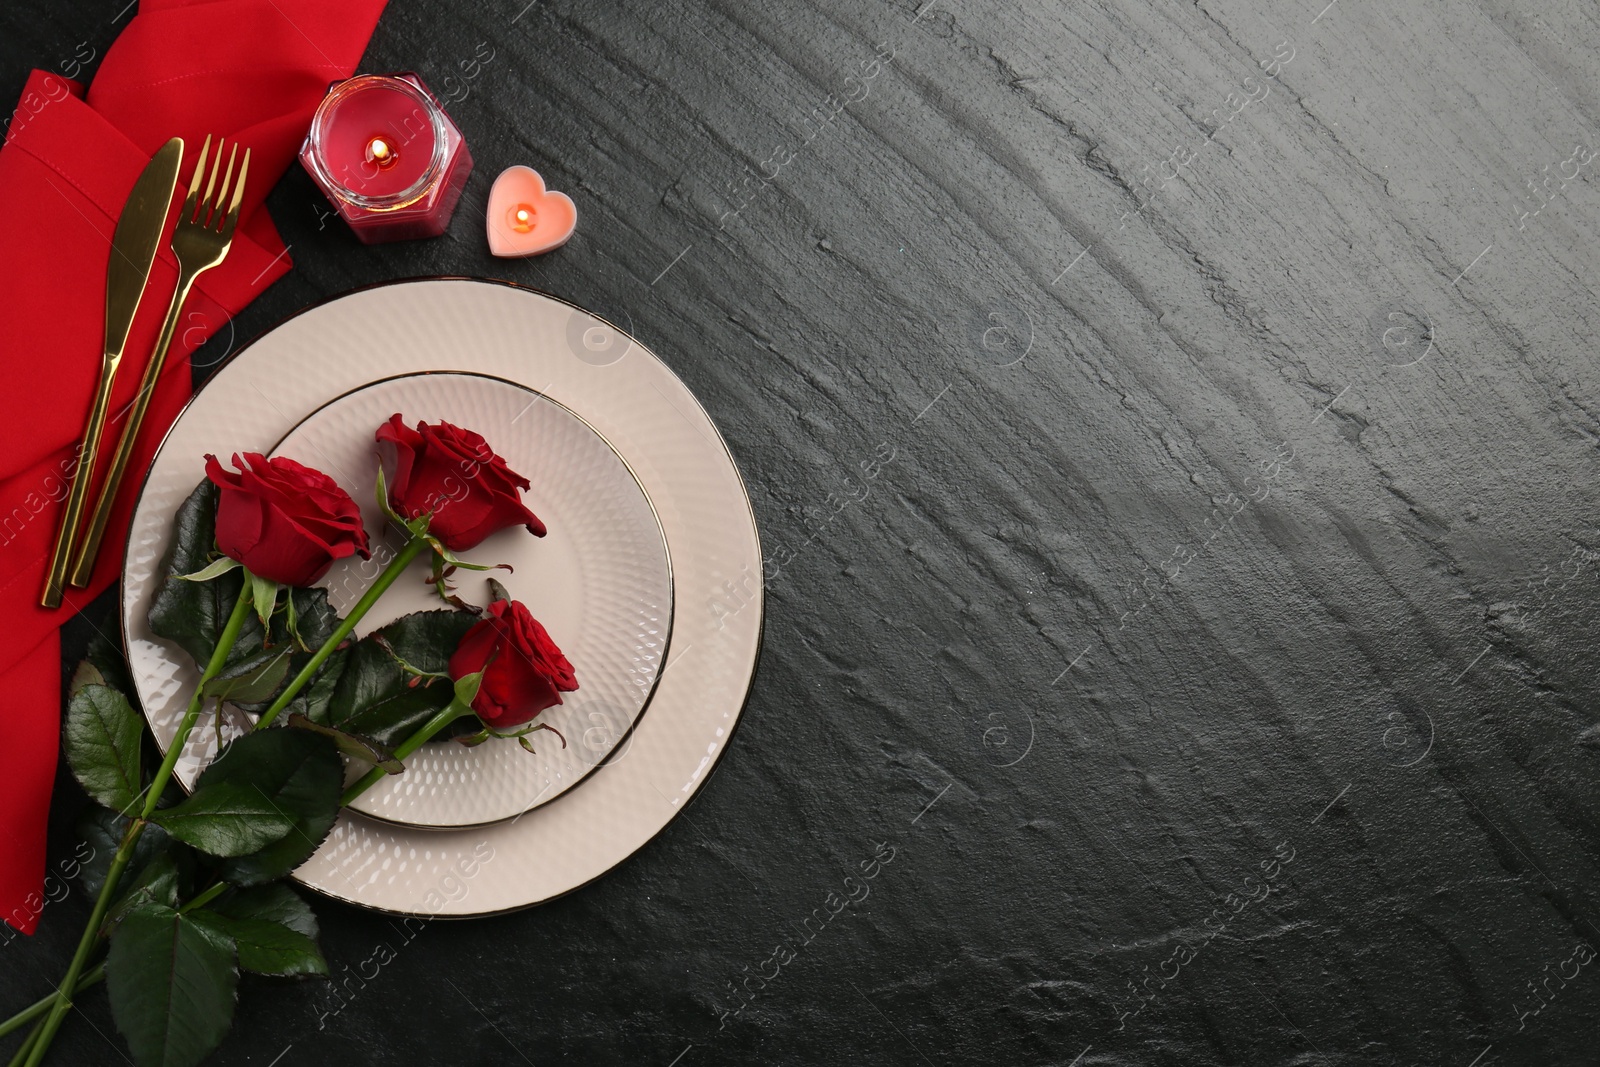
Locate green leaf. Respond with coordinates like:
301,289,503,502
159,480,218,578
76,810,170,900
453,671,482,709
203,730,342,887
106,903,237,1067
327,609,479,747
249,571,279,627
219,613,268,671
149,481,246,670
374,462,393,522
227,587,346,715
274,647,347,726
210,882,319,938
189,911,325,977
375,608,479,674
189,887,327,977
485,577,512,606
287,713,403,774
104,851,184,934
453,728,490,747
375,464,430,536
179,556,241,582
68,659,104,698
65,683,144,812
284,590,302,649
201,649,291,704
148,782,297,857
284,586,341,647
87,623,136,698
153,730,341,868
332,663,450,745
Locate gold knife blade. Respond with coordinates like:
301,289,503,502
41,137,184,608
103,138,185,363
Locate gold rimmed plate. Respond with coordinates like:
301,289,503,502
122,280,762,915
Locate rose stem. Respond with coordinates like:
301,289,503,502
254,535,429,731
341,699,470,806
6,1020,43,1067
23,585,254,1067
0,873,231,1048
0,965,104,1043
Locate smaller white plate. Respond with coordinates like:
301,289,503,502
188,371,672,828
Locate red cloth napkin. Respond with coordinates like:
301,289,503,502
0,0,386,933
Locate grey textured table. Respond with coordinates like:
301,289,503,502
6,0,1600,1064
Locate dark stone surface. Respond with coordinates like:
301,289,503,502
6,0,1600,1063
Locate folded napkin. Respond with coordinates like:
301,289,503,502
0,0,386,933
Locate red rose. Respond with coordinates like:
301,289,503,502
448,599,578,729
375,414,546,552
205,453,370,586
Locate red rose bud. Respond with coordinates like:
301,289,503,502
205,453,370,586
448,599,578,729
375,414,546,552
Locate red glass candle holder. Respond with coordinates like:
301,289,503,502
300,73,473,244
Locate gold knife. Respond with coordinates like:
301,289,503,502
41,137,183,608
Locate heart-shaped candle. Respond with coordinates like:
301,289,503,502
486,165,577,256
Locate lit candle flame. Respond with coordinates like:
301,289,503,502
365,136,398,169
510,204,536,233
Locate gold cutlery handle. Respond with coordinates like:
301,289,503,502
41,357,120,607
67,270,197,588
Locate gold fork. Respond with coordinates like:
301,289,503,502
68,135,250,587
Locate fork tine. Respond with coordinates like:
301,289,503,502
184,134,210,219
220,147,250,241
200,137,224,225
213,142,238,230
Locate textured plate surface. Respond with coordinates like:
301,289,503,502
259,372,668,827
123,280,761,914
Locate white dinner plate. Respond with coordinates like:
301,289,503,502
122,279,762,915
